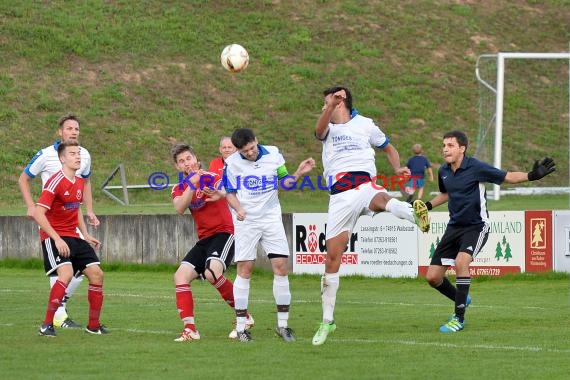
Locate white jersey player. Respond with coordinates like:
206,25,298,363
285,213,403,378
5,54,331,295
224,128,315,342
18,114,99,329
311,86,430,346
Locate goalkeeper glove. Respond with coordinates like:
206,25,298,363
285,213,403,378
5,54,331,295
527,157,556,181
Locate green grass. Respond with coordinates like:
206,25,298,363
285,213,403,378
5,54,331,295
1,263,569,379
1,1,570,211
1,191,568,216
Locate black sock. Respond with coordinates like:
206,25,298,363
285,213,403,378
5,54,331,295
455,277,471,322
433,277,456,302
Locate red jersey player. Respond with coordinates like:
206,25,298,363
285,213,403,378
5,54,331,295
207,136,236,178
170,143,253,342
34,140,107,337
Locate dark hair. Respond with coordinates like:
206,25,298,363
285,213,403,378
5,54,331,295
58,114,80,128
231,128,256,149
443,130,468,151
57,139,80,158
323,86,353,113
170,143,196,162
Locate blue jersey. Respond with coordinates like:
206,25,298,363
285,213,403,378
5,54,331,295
438,156,506,226
406,155,431,178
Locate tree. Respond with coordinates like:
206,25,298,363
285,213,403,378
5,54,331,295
495,242,503,261
504,243,512,262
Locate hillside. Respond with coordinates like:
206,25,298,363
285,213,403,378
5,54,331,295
1,0,569,210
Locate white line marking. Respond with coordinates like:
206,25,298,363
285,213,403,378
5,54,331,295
335,338,570,354
0,288,550,310
110,327,570,353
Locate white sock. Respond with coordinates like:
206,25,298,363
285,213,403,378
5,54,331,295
385,198,414,223
65,275,84,298
273,275,291,328
53,276,84,320
233,275,250,332
321,272,340,324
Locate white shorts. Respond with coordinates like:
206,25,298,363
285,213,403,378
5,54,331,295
234,218,290,262
326,181,387,240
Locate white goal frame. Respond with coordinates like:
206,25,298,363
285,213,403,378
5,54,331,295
475,51,570,201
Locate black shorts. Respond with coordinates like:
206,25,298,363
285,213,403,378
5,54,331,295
430,223,490,266
182,232,234,277
42,236,100,277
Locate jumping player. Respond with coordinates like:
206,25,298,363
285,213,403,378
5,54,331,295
312,86,430,346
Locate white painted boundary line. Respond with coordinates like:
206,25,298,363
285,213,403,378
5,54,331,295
0,288,550,310
114,327,570,354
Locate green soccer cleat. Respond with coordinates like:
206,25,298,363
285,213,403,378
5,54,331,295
413,200,430,233
312,321,336,346
439,316,464,333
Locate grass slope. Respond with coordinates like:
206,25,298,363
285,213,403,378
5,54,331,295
1,1,569,211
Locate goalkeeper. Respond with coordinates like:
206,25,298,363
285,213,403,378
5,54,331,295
423,130,555,333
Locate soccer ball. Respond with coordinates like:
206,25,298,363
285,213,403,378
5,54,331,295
220,44,249,73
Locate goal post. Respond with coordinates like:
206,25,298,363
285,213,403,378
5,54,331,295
476,51,570,201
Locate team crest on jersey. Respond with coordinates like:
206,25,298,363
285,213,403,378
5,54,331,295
76,189,82,200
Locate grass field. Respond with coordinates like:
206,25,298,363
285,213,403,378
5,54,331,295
1,261,569,379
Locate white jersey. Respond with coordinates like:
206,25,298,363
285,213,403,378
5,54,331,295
224,145,285,222
321,114,388,185
24,141,92,186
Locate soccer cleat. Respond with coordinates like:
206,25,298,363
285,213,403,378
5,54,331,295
448,295,472,322
275,327,296,342
173,328,200,342
228,313,255,339
38,323,56,337
54,317,82,329
85,325,110,335
439,316,464,333
235,330,253,343
413,200,430,233
312,321,337,346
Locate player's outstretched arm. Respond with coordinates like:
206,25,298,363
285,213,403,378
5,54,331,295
316,90,345,140
504,157,556,184
382,144,410,176
425,192,449,210
280,158,316,189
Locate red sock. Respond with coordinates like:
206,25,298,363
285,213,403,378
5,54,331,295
175,284,195,331
88,283,104,329
213,276,235,308
43,280,67,325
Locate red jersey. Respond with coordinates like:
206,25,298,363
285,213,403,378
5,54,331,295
36,170,84,240
208,156,225,178
171,171,233,240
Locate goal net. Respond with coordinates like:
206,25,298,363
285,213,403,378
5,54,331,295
475,52,570,201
